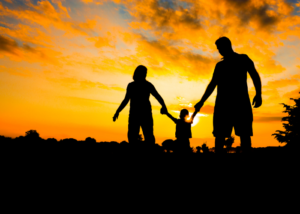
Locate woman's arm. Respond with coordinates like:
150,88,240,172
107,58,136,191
150,84,167,111
113,85,131,121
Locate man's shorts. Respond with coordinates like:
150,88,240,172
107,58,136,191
213,118,253,137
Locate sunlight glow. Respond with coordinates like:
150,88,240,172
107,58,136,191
172,111,208,127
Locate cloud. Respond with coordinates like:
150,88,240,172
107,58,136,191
0,1,96,37
0,35,18,54
0,66,32,77
265,78,300,89
282,87,300,100
116,34,219,79
88,33,116,48
0,24,53,47
254,116,282,122
81,0,105,4
222,0,283,30
0,35,61,65
47,77,125,91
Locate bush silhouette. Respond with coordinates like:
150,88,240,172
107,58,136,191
201,143,209,154
162,139,175,153
85,137,97,144
272,92,300,148
25,130,40,139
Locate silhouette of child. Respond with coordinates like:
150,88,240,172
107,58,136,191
161,108,198,153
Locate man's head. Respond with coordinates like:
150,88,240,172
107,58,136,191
215,37,234,57
133,65,147,81
180,109,189,120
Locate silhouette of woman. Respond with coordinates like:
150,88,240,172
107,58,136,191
113,65,167,144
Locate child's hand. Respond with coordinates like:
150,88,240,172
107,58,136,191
160,107,168,115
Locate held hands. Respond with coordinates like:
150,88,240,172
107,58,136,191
252,94,262,108
113,112,119,122
194,101,204,112
160,106,168,115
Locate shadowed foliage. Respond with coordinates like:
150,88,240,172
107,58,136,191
273,92,300,148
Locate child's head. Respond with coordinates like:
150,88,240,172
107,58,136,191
180,109,189,120
133,65,147,81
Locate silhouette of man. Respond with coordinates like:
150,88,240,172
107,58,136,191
194,37,262,153
113,65,167,144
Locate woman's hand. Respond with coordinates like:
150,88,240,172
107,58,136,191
113,112,119,122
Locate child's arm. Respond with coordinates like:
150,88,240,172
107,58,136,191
161,108,178,124
189,110,199,124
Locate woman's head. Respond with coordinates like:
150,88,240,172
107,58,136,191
133,65,147,81
180,109,189,120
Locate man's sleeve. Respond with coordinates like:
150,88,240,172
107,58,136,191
244,54,255,70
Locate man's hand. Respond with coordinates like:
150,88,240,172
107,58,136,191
113,112,119,122
160,107,168,115
252,94,262,108
194,101,204,112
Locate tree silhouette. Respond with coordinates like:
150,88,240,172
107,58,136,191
25,130,40,141
201,143,209,154
272,93,300,148
162,139,174,153
196,146,201,153
85,137,97,144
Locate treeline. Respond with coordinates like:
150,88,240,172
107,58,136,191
0,130,292,154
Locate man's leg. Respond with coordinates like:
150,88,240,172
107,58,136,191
215,137,225,154
240,136,251,153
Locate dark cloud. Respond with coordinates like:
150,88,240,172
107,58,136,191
0,35,18,54
23,44,38,53
254,116,283,122
136,0,202,31
0,35,45,57
224,0,284,30
140,37,218,78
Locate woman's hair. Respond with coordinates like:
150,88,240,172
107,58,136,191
180,109,189,119
133,65,147,81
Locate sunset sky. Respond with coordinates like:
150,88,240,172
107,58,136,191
1,0,300,148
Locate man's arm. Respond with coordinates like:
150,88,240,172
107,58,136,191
247,56,262,108
194,64,219,111
165,112,178,124
190,110,198,123
150,84,167,110
161,108,177,124
113,85,131,121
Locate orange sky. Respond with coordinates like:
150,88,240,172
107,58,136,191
1,0,300,148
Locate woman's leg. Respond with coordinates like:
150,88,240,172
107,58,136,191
128,115,141,144
141,113,155,144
